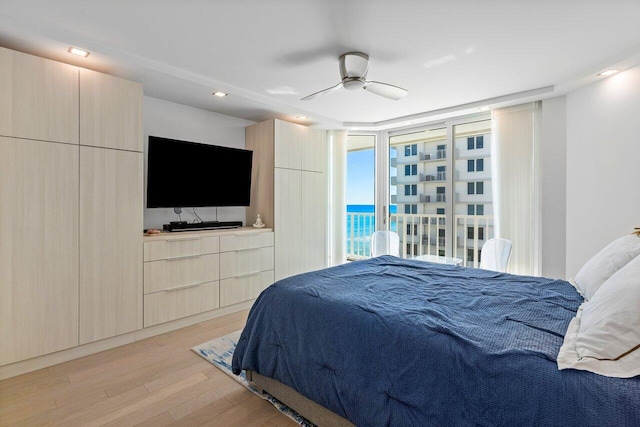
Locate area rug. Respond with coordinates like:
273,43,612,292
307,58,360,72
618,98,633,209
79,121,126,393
192,330,315,426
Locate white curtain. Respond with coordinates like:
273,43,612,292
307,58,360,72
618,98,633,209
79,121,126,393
491,102,542,276
328,130,348,266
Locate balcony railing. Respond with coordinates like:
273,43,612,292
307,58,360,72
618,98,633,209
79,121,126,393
346,210,493,267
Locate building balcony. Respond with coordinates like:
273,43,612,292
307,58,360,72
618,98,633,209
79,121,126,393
391,175,421,185
420,171,446,182
419,194,446,203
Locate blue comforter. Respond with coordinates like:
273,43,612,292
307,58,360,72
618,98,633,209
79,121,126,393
232,256,640,426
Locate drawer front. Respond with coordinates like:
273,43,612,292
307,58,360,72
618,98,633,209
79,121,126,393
219,232,274,252
220,270,274,307
219,247,274,280
144,236,219,261
144,281,220,327
144,254,219,294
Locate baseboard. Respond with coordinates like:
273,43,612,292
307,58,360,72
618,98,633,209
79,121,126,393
0,300,254,381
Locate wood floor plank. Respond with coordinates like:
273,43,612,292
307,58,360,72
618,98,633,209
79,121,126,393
199,393,281,427
0,309,292,427
169,397,235,427
142,359,214,394
131,411,177,427
17,389,109,426
46,384,150,427
66,372,208,427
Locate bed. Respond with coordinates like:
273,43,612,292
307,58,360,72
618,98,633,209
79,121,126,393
231,254,640,426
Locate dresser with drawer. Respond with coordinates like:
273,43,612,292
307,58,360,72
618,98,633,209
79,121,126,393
143,227,274,327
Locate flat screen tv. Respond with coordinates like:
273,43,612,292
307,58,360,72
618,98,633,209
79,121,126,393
146,136,253,208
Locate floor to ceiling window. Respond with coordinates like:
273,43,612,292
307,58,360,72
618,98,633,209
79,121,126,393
345,114,493,266
345,135,376,259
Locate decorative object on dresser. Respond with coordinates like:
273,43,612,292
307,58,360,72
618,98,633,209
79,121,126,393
253,214,265,228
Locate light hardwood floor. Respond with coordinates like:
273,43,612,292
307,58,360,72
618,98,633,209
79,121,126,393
0,310,297,426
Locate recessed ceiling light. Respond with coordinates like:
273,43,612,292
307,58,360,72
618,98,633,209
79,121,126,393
296,115,308,120
597,69,621,77
67,46,90,57
213,91,228,97
479,106,491,111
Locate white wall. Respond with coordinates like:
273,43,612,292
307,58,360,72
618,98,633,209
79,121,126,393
565,66,640,278
540,96,567,279
143,96,254,230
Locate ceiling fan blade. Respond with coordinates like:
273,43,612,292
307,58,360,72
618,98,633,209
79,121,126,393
363,81,408,100
300,82,343,101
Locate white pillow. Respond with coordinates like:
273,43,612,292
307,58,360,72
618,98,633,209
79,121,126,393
574,234,640,300
558,255,640,378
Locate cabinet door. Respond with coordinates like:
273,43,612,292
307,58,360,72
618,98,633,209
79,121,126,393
301,129,327,173
0,137,79,365
79,147,143,344
79,69,143,152
274,119,303,169
0,47,79,144
274,168,302,280
301,171,327,273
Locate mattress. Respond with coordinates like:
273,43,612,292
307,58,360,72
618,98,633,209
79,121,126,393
232,255,640,426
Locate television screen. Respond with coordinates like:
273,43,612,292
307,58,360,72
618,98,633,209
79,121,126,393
146,136,253,208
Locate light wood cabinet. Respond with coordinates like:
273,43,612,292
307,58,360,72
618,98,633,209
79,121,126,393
0,137,79,365
218,231,274,306
144,281,220,327
0,47,144,369
301,170,327,272
274,168,303,279
302,125,327,173
0,46,79,144
79,147,144,344
143,228,273,326
144,254,219,295
274,119,304,169
79,69,143,152
246,119,327,281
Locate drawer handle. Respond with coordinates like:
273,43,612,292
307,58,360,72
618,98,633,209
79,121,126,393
169,237,200,242
165,282,207,292
166,254,203,261
235,272,261,279
234,247,260,253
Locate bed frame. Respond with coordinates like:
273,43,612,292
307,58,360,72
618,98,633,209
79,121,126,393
247,370,354,427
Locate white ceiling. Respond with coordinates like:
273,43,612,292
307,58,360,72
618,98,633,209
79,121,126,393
2,0,640,130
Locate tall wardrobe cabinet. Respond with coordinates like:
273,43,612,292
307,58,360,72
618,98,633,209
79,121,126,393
0,47,143,366
246,119,327,281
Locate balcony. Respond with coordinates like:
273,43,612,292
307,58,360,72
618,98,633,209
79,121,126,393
419,172,446,182
345,209,493,267
419,193,446,203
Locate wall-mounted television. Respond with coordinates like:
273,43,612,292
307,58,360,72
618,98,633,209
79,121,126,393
146,136,253,209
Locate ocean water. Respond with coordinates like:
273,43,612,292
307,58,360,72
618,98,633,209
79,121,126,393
346,204,397,256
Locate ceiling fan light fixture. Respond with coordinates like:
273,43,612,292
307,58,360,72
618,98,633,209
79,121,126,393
301,52,407,101
342,78,365,91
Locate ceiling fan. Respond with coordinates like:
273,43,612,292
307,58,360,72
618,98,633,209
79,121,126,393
300,52,408,101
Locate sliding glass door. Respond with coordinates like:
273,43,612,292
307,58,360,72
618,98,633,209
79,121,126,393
387,116,493,265
344,113,493,265
390,127,448,258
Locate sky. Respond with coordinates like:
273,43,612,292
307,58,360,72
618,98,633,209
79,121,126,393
347,148,398,205
347,149,375,205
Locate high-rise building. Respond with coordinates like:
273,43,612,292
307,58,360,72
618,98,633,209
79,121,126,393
390,120,493,266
